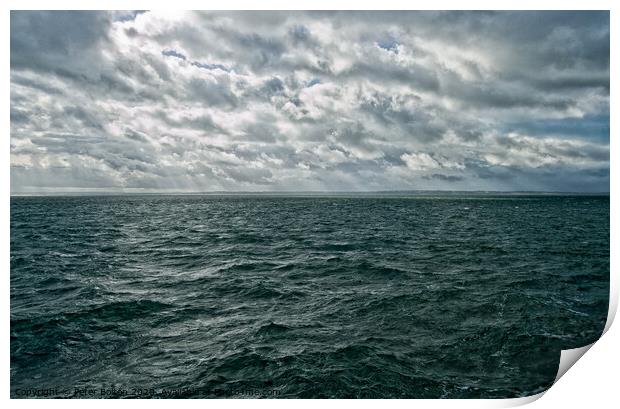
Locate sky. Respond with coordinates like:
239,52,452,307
10,11,610,193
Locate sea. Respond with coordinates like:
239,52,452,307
10,194,609,398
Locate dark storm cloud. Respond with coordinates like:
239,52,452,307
504,115,610,141
343,62,441,93
10,11,111,75
289,24,313,45
10,11,609,193
11,73,64,95
424,174,465,182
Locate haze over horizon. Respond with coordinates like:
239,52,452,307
10,11,610,194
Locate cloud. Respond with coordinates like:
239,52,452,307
10,11,610,193
10,11,112,77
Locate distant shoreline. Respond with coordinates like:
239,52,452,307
9,190,610,198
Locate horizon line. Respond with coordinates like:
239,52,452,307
10,189,610,197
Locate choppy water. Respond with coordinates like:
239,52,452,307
10,194,609,398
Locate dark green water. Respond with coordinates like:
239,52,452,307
10,195,609,398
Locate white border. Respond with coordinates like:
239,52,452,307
2,2,616,408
